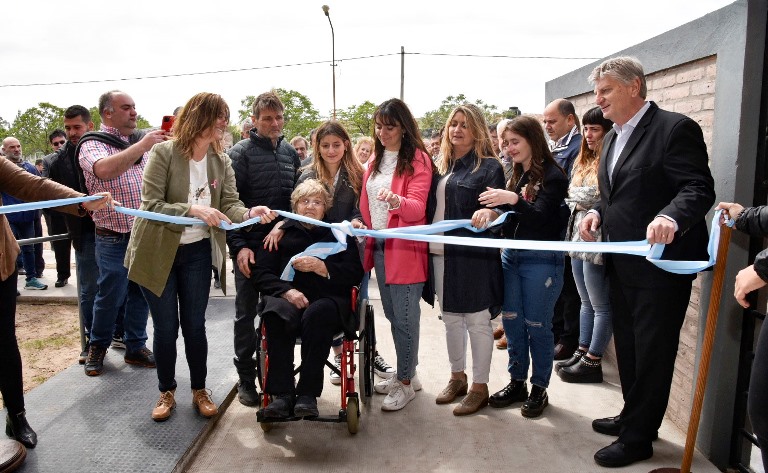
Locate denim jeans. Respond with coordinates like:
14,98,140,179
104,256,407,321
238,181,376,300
501,249,563,388
91,233,149,352
9,221,35,281
571,258,613,357
141,239,211,392
75,232,98,335
373,240,423,382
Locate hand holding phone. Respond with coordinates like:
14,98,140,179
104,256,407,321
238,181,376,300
161,115,175,133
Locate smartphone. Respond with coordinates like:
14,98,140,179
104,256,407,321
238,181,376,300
161,115,175,132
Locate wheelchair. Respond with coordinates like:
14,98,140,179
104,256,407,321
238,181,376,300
255,287,375,434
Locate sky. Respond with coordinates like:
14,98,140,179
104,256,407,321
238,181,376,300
0,0,735,129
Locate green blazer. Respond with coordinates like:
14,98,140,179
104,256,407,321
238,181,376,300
125,140,249,296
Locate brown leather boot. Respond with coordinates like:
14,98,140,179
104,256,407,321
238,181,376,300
151,390,176,422
453,385,489,416
192,388,218,418
496,334,507,350
435,374,468,404
492,324,504,340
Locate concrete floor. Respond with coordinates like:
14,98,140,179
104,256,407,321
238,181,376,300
183,283,721,473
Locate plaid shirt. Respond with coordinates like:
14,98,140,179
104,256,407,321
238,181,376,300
79,125,146,233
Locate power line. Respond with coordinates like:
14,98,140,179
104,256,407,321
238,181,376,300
0,51,597,89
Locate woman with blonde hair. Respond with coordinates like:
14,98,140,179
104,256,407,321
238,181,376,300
427,104,504,415
556,106,614,383
354,136,374,166
126,92,274,422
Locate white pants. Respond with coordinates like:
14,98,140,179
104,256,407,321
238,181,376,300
432,255,494,384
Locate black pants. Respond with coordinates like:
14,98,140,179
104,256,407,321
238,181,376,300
48,213,71,281
552,256,580,346
608,263,691,446
264,298,342,397
233,262,259,383
748,320,768,468
0,271,25,415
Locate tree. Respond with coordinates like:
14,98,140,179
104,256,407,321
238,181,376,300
338,101,377,138
237,89,321,141
7,102,65,158
419,94,503,136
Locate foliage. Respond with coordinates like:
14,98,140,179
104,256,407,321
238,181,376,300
237,89,321,141
418,94,504,137
337,101,377,138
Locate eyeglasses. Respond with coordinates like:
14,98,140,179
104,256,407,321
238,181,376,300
299,198,325,208
52,140,66,147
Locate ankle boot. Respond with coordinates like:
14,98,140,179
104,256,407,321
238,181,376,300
558,356,603,384
521,385,548,418
5,411,37,448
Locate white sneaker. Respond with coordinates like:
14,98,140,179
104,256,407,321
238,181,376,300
374,372,422,394
381,380,415,411
329,353,341,386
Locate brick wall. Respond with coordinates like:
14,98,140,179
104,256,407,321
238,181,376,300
564,55,717,433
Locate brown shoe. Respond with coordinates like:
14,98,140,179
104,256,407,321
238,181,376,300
453,386,489,416
192,388,218,418
496,334,507,350
493,324,504,340
435,374,468,404
152,390,176,422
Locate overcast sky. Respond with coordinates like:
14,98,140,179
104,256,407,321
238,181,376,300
0,0,734,129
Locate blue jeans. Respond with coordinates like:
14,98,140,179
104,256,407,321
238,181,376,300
9,221,35,281
373,240,422,382
75,232,98,335
571,258,613,357
141,239,211,392
91,233,149,352
501,249,563,388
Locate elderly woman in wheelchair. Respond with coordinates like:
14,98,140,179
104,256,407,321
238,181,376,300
252,179,364,419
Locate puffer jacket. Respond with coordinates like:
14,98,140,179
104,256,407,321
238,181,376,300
735,206,768,281
226,131,301,257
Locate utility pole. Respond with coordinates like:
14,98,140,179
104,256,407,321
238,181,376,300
323,5,336,119
400,46,405,101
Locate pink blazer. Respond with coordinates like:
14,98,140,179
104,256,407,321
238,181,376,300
360,149,432,285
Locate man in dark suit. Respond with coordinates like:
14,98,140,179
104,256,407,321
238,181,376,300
580,56,716,468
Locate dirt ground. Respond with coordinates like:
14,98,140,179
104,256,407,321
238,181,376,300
0,302,81,409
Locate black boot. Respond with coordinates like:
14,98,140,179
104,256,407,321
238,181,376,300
521,385,548,418
6,411,37,448
558,356,603,383
554,348,585,373
489,379,528,408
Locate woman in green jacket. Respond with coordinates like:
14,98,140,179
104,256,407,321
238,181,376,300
125,92,274,422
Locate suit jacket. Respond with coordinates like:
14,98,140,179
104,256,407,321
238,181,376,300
125,140,249,297
595,102,715,287
0,157,84,281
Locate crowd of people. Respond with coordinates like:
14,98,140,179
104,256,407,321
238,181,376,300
1,55,765,470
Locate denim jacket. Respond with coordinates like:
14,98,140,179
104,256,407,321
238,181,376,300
426,151,505,314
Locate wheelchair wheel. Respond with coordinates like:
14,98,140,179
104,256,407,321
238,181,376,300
346,397,360,434
357,300,375,400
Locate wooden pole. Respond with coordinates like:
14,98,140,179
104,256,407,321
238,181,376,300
650,223,732,473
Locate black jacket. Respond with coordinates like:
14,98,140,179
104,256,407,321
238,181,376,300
501,161,569,242
47,142,95,250
251,219,363,335
426,152,505,314
595,102,716,287
297,168,362,223
226,132,301,257
735,206,768,282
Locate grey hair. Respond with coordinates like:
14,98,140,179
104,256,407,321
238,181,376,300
98,90,123,116
241,118,253,131
589,56,647,99
496,119,512,136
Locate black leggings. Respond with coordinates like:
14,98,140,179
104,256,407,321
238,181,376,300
748,321,768,468
0,270,25,415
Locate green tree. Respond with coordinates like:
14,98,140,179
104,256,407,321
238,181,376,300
237,89,321,141
338,101,377,138
7,102,65,158
419,94,503,136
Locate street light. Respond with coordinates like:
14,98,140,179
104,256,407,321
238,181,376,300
322,4,336,119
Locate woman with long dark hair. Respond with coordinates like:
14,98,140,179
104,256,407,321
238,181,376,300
360,98,434,411
557,106,615,383
126,92,274,422
479,115,568,418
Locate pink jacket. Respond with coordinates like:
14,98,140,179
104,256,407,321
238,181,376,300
360,149,432,284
